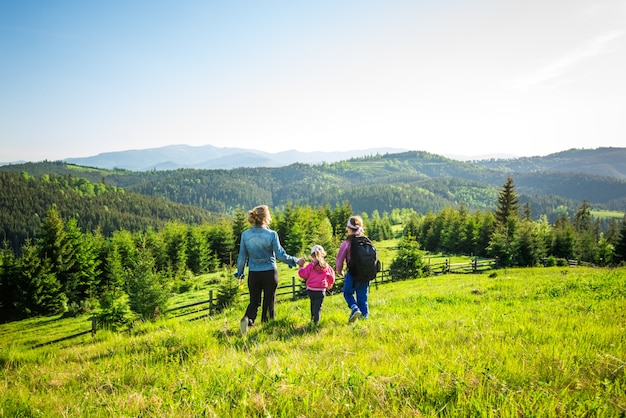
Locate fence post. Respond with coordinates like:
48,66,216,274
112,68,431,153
446,259,450,273
209,290,214,316
472,258,477,273
91,317,96,337
292,276,296,301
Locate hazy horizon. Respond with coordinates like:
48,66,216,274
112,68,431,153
3,141,610,166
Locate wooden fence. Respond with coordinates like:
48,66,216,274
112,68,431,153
33,258,498,348
427,258,497,275
165,259,498,321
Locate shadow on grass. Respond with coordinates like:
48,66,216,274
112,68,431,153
213,316,323,349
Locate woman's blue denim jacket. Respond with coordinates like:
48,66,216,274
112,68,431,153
235,225,299,277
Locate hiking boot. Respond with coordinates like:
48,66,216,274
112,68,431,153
240,316,249,335
348,308,362,323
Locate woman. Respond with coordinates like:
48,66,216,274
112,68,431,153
235,205,304,334
335,215,370,322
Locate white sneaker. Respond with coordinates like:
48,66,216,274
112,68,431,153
240,316,249,335
348,308,362,323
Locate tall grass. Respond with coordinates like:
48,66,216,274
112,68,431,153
1,267,625,417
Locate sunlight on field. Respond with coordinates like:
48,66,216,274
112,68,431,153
1,266,625,416
591,210,625,220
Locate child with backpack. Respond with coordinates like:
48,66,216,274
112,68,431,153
335,215,379,323
298,245,336,325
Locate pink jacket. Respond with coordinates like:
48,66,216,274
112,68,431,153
298,261,336,291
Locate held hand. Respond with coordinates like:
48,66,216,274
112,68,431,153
297,258,305,268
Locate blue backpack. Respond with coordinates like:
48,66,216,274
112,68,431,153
348,235,380,282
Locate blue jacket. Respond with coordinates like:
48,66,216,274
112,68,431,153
235,225,299,276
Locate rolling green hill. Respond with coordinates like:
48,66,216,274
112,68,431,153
1,149,625,249
0,170,219,252
477,147,626,179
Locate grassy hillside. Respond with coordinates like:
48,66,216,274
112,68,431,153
0,155,596,216
477,147,626,179
1,266,624,416
2,151,625,250
0,169,220,251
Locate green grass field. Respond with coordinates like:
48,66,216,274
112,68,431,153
591,210,625,220
1,266,625,417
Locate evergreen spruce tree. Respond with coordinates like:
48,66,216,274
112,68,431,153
0,243,19,321
17,240,64,317
311,216,336,256
125,243,170,320
605,218,621,247
551,214,575,260
494,177,520,227
231,207,248,252
613,218,626,265
488,177,520,266
476,211,496,258
390,234,427,280
62,219,101,310
186,225,211,275
572,200,599,263
38,205,67,277
326,201,352,237
162,221,189,279
205,220,235,267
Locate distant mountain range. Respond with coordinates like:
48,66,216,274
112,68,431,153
61,144,413,171
1,144,523,171
55,145,626,179
2,144,624,181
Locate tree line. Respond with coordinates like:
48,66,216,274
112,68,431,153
1,177,625,325
0,170,218,253
4,154,625,238
402,178,626,268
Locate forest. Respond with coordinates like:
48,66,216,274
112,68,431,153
1,151,625,324
3,150,626,251
1,174,625,324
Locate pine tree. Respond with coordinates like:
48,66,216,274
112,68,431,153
162,221,189,278
205,220,235,267
38,205,67,277
326,201,352,237
572,200,599,263
125,243,170,320
0,243,19,321
494,177,520,227
231,207,248,252
311,216,336,255
489,178,520,266
62,219,101,308
390,234,427,280
186,225,212,275
17,240,64,317
551,214,575,260
613,218,626,265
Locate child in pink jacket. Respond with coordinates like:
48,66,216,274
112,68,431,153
298,245,336,324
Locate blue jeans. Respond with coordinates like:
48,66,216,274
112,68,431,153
343,271,369,318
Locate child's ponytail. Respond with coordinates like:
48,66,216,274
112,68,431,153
310,245,328,269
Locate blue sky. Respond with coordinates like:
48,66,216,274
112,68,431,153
2,0,625,162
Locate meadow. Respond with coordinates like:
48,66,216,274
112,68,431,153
1,266,625,417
